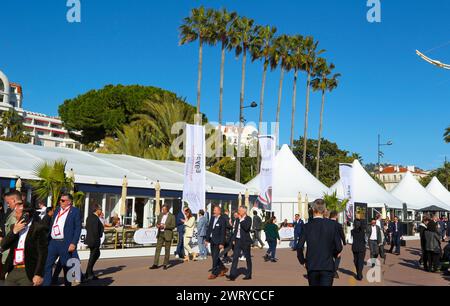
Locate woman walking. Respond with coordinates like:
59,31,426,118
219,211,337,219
182,208,197,262
351,219,366,281
263,217,280,262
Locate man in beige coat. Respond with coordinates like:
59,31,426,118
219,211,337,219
150,204,176,270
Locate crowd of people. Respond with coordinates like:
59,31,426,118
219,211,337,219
0,190,105,286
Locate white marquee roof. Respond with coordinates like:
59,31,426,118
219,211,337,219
331,160,404,209
391,171,448,210
426,177,450,208
246,144,330,202
0,141,247,195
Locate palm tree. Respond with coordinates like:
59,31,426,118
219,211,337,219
286,35,304,149
300,36,325,166
229,16,255,182
250,24,277,171
311,59,341,178
179,6,214,124
211,8,237,160
445,126,450,143
30,160,72,209
270,34,291,140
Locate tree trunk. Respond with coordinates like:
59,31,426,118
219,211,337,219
195,39,203,125
236,49,247,182
217,43,226,161
302,72,311,166
256,61,268,173
275,67,285,141
290,69,298,149
316,90,325,178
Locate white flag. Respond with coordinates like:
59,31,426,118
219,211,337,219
339,163,354,222
183,124,206,214
258,135,275,210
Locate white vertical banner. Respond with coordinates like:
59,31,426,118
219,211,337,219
339,163,354,222
183,124,206,214
258,135,275,211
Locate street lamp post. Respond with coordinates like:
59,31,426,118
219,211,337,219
236,101,258,183
377,134,393,177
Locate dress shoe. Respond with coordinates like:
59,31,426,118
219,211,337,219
219,267,229,277
334,272,339,279
149,265,159,270
225,275,236,281
208,274,217,280
243,276,252,280
163,265,171,270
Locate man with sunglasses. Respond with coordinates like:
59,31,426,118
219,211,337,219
43,193,82,286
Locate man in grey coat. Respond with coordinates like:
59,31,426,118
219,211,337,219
196,209,209,260
252,210,264,249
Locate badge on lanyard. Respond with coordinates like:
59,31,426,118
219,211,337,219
14,248,25,265
53,225,61,236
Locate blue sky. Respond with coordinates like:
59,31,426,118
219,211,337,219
1,0,449,169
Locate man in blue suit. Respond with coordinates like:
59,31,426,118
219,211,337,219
388,216,403,255
292,214,304,250
43,193,82,286
175,206,187,259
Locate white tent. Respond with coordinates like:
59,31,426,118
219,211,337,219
330,159,404,209
426,177,450,209
391,171,448,210
0,140,247,196
246,144,330,220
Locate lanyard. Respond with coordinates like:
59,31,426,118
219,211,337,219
55,205,71,223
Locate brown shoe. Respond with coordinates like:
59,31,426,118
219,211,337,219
208,274,217,280
219,268,229,277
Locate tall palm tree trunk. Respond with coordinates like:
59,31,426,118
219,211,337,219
302,73,311,166
290,69,298,148
256,61,268,173
236,49,247,182
195,39,203,125
217,43,226,161
316,90,325,178
275,67,285,141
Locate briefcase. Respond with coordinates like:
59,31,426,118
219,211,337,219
401,240,406,247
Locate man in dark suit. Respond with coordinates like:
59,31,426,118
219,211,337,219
1,201,48,286
205,205,227,280
388,216,403,255
329,210,346,278
85,204,104,281
175,207,187,259
292,214,304,250
43,193,82,286
252,210,264,249
150,204,176,270
297,199,343,286
226,206,253,281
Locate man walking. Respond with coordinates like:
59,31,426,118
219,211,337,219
388,216,403,255
227,206,253,281
297,199,343,287
1,190,21,280
252,210,264,249
418,215,430,268
368,218,384,267
205,205,227,280
150,204,176,270
43,193,82,286
292,214,304,251
329,211,346,278
175,207,187,259
85,204,104,280
196,209,209,260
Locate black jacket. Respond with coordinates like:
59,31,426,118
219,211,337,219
297,218,343,272
232,216,253,245
206,215,226,245
333,220,347,246
367,225,383,244
252,215,263,231
418,223,427,250
85,213,104,248
1,218,48,281
424,229,441,253
351,228,366,253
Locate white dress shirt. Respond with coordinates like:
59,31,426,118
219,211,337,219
370,225,378,241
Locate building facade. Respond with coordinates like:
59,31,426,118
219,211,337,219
0,70,81,149
378,165,429,191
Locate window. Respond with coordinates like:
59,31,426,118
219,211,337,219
37,131,45,136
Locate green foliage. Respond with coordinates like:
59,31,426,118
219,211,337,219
73,191,85,209
29,160,72,209
58,85,190,144
292,137,362,187
324,191,348,213
209,147,257,184
0,109,31,144
445,126,450,143
420,162,450,191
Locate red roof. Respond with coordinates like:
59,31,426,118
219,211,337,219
380,166,425,175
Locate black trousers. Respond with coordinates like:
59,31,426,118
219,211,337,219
86,246,101,277
353,250,366,279
307,270,334,286
426,251,440,271
210,243,225,276
422,248,429,270
230,239,252,278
